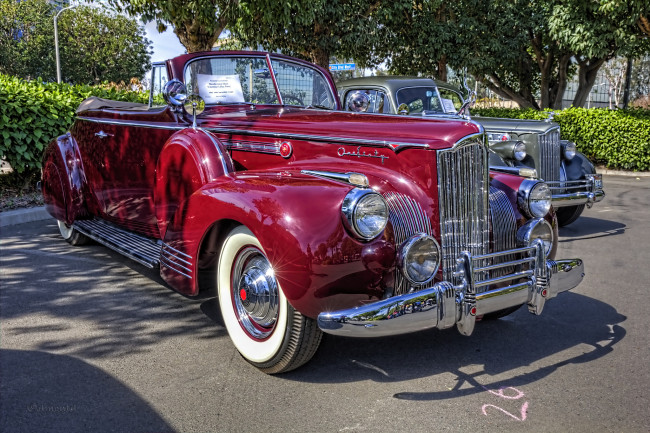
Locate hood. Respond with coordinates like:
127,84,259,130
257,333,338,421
195,106,483,151
472,116,558,135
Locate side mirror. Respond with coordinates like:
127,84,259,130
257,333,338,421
397,103,410,115
162,79,188,110
183,94,205,129
347,91,370,112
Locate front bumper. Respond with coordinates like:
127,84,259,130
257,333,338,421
317,241,584,338
548,174,605,208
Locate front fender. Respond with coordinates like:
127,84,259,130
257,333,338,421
562,151,596,180
161,172,394,318
41,133,87,224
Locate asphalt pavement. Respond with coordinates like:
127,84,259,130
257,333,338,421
1,174,649,432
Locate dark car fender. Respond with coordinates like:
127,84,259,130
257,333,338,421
160,172,394,318
562,151,596,181
41,133,88,224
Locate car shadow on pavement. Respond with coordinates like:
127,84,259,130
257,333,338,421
559,216,626,241
0,349,175,433
284,290,626,397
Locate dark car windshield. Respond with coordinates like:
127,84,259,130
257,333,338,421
184,56,336,109
395,86,445,114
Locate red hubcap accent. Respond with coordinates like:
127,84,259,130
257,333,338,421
240,289,247,301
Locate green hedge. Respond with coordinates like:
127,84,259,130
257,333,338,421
0,74,149,175
473,107,650,171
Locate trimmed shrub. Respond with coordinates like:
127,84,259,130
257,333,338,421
473,107,650,171
0,74,149,175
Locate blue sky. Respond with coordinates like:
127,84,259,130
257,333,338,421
143,21,185,62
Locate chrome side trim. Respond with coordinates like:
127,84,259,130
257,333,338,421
223,139,281,155
196,128,234,175
75,116,431,152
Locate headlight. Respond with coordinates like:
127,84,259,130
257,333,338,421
517,218,554,256
490,139,526,161
397,234,441,285
513,141,527,161
341,189,388,240
518,180,552,218
561,140,576,160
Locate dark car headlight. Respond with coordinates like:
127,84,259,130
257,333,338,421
561,140,577,160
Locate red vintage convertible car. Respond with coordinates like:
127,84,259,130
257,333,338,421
42,51,584,373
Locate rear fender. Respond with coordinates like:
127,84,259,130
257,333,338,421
154,128,234,239
41,133,87,224
160,172,391,318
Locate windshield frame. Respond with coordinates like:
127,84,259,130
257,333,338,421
181,53,338,109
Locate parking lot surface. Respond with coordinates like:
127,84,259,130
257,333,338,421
1,175,649,432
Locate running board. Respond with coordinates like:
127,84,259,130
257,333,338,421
74,219,161,268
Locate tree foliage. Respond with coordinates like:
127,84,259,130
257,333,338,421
58,6,152,84
231,0,408,70
106,0,238,52
0,0,151,84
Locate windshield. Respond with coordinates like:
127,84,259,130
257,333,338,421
395,86,445,115
184,56,336,109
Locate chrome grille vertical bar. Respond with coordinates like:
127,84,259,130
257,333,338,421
437,135,489,286
539,128,561,182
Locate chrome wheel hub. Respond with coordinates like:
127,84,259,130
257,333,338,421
232,247,279,339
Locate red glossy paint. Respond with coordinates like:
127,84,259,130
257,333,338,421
42,50,547,320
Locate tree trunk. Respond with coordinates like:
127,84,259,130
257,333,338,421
480,74,539,109
572,57,607,107
549,54,572,109
175,19,225,53
309,48,331,71
437,54,447,81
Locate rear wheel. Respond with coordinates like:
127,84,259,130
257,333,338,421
57,220,90,246
556,204,585,227
217,226,322,374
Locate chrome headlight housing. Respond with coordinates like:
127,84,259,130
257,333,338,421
341,188,388,240
490,139,527,161
397,234,441,285
517,218,554,256
518,180,552,218
561,140,577,160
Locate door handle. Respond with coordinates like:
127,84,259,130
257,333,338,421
95,130,112,139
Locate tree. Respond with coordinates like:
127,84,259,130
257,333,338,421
0,0,151,84
58,6,152,84
231,0,409,70
0,0,57,79
106,0,238,52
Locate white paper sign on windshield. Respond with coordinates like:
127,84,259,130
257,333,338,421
441,98,457,113
197,74,245,104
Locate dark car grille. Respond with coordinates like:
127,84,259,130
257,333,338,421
437,138,490,284
539,128,561,182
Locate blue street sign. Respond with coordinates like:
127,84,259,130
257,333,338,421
329,63,356,71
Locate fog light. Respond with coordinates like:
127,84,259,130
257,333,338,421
517,218,554,256
397,234,441,285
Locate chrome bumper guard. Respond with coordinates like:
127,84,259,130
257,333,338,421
317,240,584,338
548,174,604,208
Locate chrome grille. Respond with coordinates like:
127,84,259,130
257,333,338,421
384,191,433,296
539,128,561,182
437,138,490,284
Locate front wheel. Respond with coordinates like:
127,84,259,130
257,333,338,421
57,220,90,246
556,204,585,227
217,226,322,374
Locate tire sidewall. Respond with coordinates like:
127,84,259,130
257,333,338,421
218,226,289,364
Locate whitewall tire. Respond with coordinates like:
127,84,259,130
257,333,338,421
217,226,322,373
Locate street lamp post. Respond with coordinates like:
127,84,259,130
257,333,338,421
54,4,78,84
